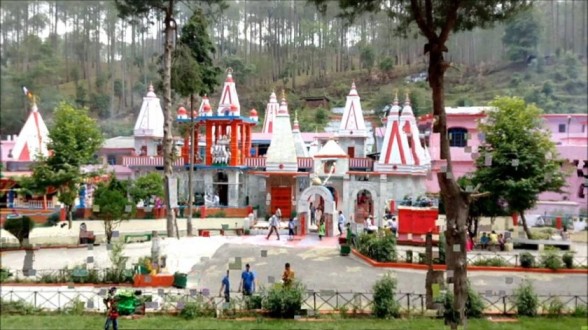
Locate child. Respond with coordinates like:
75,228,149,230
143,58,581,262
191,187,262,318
288,218,295,240
318,219,326,240
104,299,119,330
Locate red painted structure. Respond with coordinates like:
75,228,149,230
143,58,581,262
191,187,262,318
397,207,440,235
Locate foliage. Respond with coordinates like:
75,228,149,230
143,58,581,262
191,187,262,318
179,301,215,320
359,45,375,74
471,257,508,267
378,57,394,73
572,305,588,318
93,175,134,244
519,252,535,268
262,282,305,318
245,295,263,310
437,233,446,264
372,273,400,319
539,248,563,271
0,268,13,283
544,297,565,318
562,252,574,269
502,8,542,62
129,173,164,205
45,213,60,227
458,176,508,236
106,241,129,283
171,8,220,98
473,97,566,238
207,211,226,218
0,299,41,315
61,296,85,315
514,280,538,317
356,232,397,262
3,216,35,247
20,102,103,229
441,284,485,322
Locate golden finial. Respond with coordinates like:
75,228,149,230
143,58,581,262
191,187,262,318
281,89,286,101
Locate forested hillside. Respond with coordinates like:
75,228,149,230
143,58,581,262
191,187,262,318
1,0,586,137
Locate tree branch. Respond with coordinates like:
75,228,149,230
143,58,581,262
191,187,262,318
410,0,437,41
439,0,460,44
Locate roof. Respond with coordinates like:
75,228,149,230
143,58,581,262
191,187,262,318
11,103,50,161
262,91,278,134
339,82,368,136
315,139,347,158
102,136,135,149
265,98,298,170
251,132,334,143
134,84,165,138
216,71,242,117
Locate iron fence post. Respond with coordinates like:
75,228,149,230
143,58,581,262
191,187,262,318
406,293,411,314
34,291,37,308
336,291,339,309
515,255,518,267
420,294,424,313
502,295,507,315
575,295,578,309
313,292,317,311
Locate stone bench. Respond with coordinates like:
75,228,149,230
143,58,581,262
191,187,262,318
512,238,571,251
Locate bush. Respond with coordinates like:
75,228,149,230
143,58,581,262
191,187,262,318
540,249,563,271
45,213,60,227
0,299,41,315
441,284,485,323
544,297,565,318
245,295,262,310
356,232,397,262
514,280,538,317
572,304,588,318
3,216,35,247
179,301,215,319
472,257,508,267
519,252,535,268
0,268,13,282
562,252,574,269
372,273,400,319
207,211,226,218
262,281,305,318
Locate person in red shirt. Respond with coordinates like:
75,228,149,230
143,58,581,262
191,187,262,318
104,299,119,330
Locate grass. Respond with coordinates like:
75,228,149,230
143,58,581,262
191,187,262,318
1,315,586,330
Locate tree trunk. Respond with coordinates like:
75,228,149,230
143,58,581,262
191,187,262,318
163,0,177,238
187,94,194,236
429,47,469,329
105,220,113,244
520,211,533,239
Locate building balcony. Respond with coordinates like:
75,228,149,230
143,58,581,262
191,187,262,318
349,158,374,171
244,157,315,171
122,156,185,167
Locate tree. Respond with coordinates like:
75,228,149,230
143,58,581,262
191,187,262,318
3,216,35,247
473,96,565,239
502,8,542,62
458,176,508,237
359,45,375,75
171,8,221,237
115,0,178,238
22,102,103,229
310,1,530,328
129,172,164,205
93,175,134,244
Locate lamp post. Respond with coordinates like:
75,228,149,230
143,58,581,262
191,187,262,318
187,94,195,236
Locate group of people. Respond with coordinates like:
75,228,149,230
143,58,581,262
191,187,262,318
468,230,506,251
219,263,295,303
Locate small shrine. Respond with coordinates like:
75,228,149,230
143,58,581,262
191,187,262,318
134,84,165,157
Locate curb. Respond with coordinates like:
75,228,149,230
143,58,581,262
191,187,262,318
351,249,588,274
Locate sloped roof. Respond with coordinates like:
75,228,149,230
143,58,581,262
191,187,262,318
315,139,347,158
216,70,241,116
11,103,49,161
134,84,164,138
262,91,278,133
339,82,367,136
265,96,298,171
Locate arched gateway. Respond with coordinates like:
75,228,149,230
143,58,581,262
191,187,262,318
297,185,336,236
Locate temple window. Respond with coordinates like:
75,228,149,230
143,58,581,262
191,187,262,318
448,127,468,147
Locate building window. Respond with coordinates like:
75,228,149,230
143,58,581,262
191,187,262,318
558,124,566,133
107,154,116,165
448,127,468,147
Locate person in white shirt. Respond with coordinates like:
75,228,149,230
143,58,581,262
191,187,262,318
266,213,280,240
338,211,346,236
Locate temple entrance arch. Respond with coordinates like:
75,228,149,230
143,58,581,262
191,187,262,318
348,186,379,225
297,185,336,237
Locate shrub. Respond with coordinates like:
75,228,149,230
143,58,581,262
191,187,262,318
179,301,215,319
262,281,305,318
0,268,13,282
208,211,226,218
572,304,588,318
3,216,35,247
519,252,535,268
562,252,574,269
472,257,508,267
540,249,563,271
245,295,262,310
372,273,400,319
61,296,85,315
45,213,60,227
544,297,565,318
514,280,538,317
356,232,397,262
441,284,485,323
0,299,41,315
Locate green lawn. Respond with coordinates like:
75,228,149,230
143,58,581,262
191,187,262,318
1,315,586,330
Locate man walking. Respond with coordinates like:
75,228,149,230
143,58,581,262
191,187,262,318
338,211,346,236
266,212,280,240
219,270,230,303
239,264,256,296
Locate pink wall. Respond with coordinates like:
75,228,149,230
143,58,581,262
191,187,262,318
420,112,588,211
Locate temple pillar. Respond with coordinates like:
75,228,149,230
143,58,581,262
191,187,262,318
183,135,189,164
193,125,199,164
205,122,213,166
246,125,252,157
227,170,240,207
240,124,246,163
230,121,238,166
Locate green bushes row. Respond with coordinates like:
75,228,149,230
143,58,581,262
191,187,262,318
519,250,576,270
356,232,397,262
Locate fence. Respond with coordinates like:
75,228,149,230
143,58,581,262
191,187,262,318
1,287,586,315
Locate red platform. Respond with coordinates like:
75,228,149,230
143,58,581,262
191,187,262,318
133,274,174,287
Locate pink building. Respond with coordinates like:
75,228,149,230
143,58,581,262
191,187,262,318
414,109,588,214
